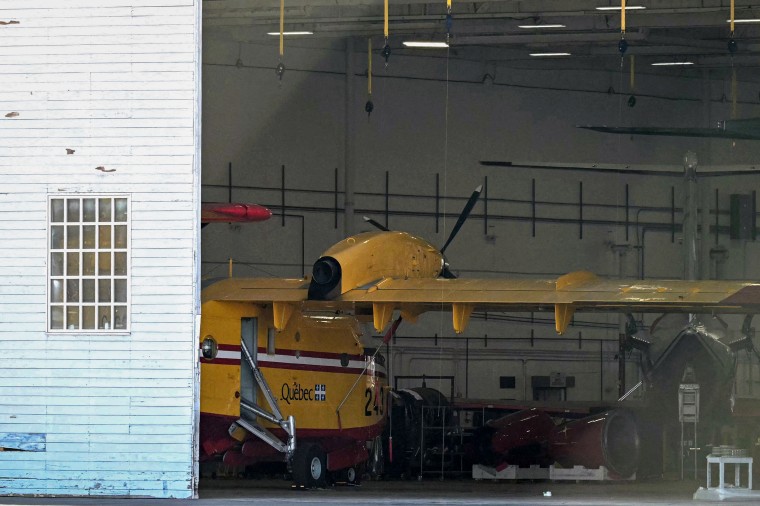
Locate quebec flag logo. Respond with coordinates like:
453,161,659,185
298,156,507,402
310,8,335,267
315,384,326,401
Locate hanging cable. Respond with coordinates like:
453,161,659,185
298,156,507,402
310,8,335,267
366,38,374,118
728,0,738,129
618,0,628,64
627,55,636,107
276,0,285,80
446,0,453,43
728,0,737,53
382,0,391,66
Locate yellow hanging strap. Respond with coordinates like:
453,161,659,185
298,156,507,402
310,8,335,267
279,0,285,57
384,0,389,39
275,0,286,79
621,0,626,34
381,0,391,65
730,0,735,35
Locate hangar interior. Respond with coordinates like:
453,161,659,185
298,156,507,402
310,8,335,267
198,0,760,494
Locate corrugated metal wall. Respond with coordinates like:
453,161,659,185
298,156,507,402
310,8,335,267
0,0,200,498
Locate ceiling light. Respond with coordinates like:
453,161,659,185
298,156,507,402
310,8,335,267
266,31,314,36
518,24,567,29
403,41,449,48
651,61,694,66
529,52,571,57
596,5,646,10
726,19,760,23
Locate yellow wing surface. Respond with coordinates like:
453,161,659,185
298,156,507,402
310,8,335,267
202,274,760,335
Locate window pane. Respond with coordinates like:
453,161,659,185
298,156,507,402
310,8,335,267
82,252,95,275
98,225,111,248
83,198,96,222
67,225,80,249
98,279,111,302
66,279,79,303
114,252,127,276
82,306,95,329
82,225,95,249
66,199,80,222
50,306,64,329
98,252,111,275
66,252,79,276
115,198,127,222
51,199,64,222
82,279,95,303
114,225,127,249
51,226,64,249
51,252,63,276
49,195,129,333
50,280,63,303
98,306,111,330
66,306,79,330
114,306,127,329
99,198,111,221
114,279,127,303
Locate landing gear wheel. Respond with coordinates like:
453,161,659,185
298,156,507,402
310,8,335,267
336,464,361,486
292,442,327,489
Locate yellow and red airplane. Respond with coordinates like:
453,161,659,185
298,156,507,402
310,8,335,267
198,187,760,487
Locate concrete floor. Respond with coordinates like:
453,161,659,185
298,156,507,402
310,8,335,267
0,478,750,506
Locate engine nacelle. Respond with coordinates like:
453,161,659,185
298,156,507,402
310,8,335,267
308,231,444,300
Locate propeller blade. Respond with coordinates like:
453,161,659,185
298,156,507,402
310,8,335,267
440,185,482,254
363,216,389,232
383,316,403,344
441,265,457,279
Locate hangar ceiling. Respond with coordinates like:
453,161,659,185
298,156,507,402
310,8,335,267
204,0,760,79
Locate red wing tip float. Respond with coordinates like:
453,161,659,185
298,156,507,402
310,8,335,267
210,185,760,336
201,202,273,224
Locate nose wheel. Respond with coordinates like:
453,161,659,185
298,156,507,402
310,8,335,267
292,442,327,488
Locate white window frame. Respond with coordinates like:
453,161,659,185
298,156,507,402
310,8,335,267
47,194,131,333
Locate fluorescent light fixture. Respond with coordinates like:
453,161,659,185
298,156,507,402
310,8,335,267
651,61,694,66
530,52,571,57
266,31,314,36
403,41,449,48
518,24,566,29
726,19,760,23
596,5,646,10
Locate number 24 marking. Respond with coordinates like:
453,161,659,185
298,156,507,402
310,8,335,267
364,387,384,416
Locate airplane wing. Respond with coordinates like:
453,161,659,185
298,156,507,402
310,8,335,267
202,273,760,334
578,118,760,141
577,125,760,140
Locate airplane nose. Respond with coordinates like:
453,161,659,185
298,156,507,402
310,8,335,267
308,256,342,300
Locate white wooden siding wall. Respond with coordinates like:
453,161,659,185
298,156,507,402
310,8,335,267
0,1,199,498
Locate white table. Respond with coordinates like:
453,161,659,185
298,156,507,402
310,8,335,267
706,455,753,490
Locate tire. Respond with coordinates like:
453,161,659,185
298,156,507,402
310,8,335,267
292,442,327,488
336,464,361,486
